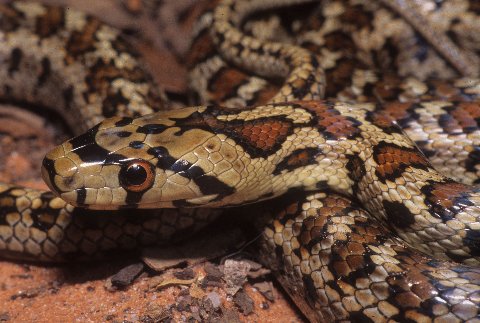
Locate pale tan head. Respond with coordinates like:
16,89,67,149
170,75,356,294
41,107,245,209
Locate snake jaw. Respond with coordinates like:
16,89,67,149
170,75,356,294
185,194,221,206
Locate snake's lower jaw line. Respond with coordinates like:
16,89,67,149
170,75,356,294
186,194,220,206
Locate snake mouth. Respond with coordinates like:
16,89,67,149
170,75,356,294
59,190,178,209
58,187,222,209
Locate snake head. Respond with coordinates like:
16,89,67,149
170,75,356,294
41,106,244,210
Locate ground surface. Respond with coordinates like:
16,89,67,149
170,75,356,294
0,259,302,322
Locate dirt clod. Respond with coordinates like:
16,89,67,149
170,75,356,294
206,292,221,309
233,290,254,315
110,263,145,288
223,259,251,296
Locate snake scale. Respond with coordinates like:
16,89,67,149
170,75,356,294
1,0,480,322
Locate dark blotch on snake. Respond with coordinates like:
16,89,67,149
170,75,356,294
137,124,167,134
148,146,176,170
62,85,74,109
302,275,319,305
69,125,99,151
124,190,145,206
129,141,144,149
466,147,480,182
291,73,318,100
148,147,233,198
115,117,134,127
189,166,235,197
383,200,415,229
172,199,196,207
169,159,235,198
346,154,367,195
349,311,375,323
76,187,87,206
464,228,480,256
273,147,321,175
414,140,436,158
115,131,132,138
38,57,51,86
0,190,17,226
171,159,191,174
102,91,130,118
8,47,22,75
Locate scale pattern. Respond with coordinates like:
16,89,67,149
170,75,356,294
0,0,480,322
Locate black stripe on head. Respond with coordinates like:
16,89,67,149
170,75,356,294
173,162,234,199
148,146,234,200
124,190,145,206
148,146,176,169
69,124,111,164
42,157,60,193
115,117,134,127
190,166,235,198
138,124,168,134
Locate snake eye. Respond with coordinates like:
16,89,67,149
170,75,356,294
119,160,155,192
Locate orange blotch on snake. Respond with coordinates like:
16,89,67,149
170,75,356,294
298,101,361,139
374,143,430,179
425,182,471,210
235,119,292,150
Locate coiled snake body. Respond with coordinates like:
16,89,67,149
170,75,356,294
1,0,480,322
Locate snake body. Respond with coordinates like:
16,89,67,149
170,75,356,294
1,0,480,322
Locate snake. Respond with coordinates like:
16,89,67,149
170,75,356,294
1,0,480,322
